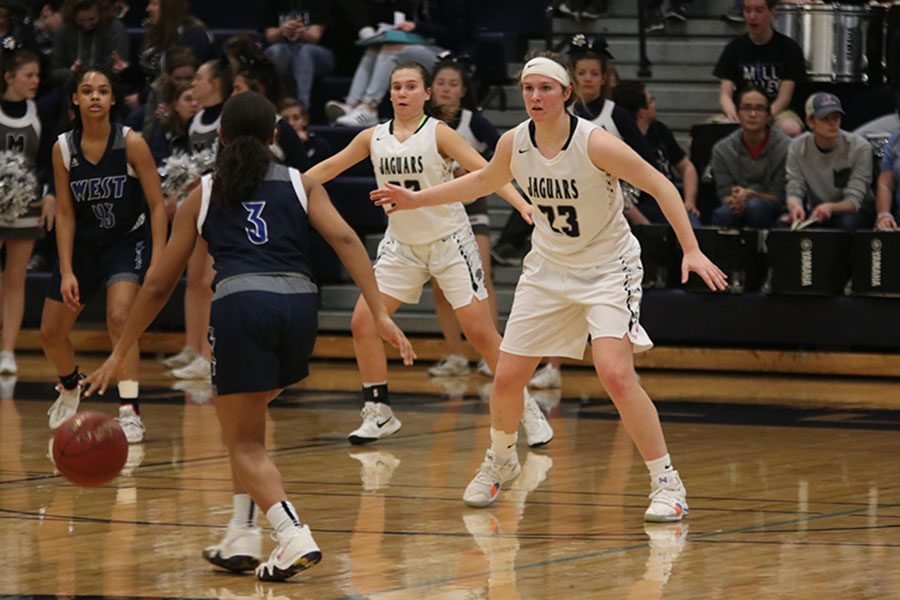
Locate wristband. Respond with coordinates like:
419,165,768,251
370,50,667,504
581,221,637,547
877,212,893,220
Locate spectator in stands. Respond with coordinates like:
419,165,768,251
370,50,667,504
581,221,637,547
614,80,700,224
140,45,197,141
224,32,261,72
326,0,471,127
50,0,130,87
558,0,607,20
231,54,307,171
30,1,63,93
710,86,789,228
147,80,196,166
875,127,900,231
786,93,874,232
278,97,332,168
713,0,805,137
644,0,692,34
139,0,213,84
263,0,335,111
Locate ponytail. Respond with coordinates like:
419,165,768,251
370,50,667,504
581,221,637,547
211,92,277,209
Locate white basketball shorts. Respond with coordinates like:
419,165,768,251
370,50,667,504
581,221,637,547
374,225,488,309
500,250,653,360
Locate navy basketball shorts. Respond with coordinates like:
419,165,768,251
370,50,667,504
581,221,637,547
464,197,490,237
209,287,319,396
47,226,150,303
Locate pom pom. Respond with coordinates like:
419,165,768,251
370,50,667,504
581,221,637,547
0,150,37,224
158,144,218,206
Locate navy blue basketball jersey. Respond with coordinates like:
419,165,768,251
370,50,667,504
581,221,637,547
198,163,314,286
57,126,147,245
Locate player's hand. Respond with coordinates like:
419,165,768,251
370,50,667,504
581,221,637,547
682,247,728,292
36,195,56,231
374,315,416,366
684,200,700,218
60,273,81,310
110,50,129,74
517,202,533,225
83,354,123,397
370,183,421,214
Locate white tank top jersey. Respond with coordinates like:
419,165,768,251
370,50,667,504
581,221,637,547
455,109,488,154
370,116,467,245
579,100,621,139
510,116,637,268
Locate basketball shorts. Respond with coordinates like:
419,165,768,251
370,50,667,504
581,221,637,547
47,225,150,303
374,225,488,309
500,251,653,360
209,273,319,396
464,197,490,237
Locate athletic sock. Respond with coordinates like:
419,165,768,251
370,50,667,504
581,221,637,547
118,380,140,414
363,382,389,406
490,428,518,462
229,493,257,529
645,453,675,487
59,368,81,391
266,500,302,535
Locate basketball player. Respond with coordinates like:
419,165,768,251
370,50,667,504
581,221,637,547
0,48,55,375
84,92,414,581
44,67,168,444
162,58,232,379
306,61,553,449
372,53,728,518
427,58,500,379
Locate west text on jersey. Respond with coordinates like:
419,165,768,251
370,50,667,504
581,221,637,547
69,175,127,202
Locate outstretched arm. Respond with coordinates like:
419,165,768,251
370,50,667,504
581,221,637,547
84,189,202,395
370,130,517,213
305,128,374,185
436,123,531,223
304,175,415,365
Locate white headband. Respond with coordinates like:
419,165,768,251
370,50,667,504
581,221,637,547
521,57,571,87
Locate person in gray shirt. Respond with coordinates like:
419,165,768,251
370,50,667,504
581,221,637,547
711,87,790,228
785,92,874,231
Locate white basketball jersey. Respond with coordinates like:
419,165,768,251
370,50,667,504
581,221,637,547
371,117,467,245
510,116,637,267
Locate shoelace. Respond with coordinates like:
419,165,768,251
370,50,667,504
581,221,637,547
359,404,376,420
648,479,683,502
524,396,544,423
472,455,503,485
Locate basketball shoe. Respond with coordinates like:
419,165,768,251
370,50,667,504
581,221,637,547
47,375,84,430
348,401,401,445
644,470,689,522
117,405,145,444
463,449,521,507
203,525,263,573
161,347,198,369
428,354,469,377
476,359,493,377
255,526,321,582
521,390,553,447
0,351,17,375
170,355,211,380
529,363,561,389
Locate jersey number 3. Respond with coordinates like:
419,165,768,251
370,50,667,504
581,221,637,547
538,205,580,237
242,201,269,245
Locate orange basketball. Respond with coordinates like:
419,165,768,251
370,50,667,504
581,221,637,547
52,411,128,487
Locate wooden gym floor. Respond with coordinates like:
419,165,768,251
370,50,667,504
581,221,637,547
3,351,900,599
